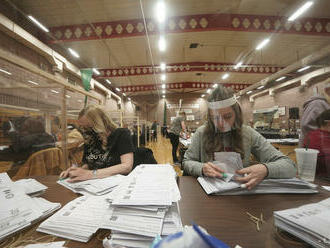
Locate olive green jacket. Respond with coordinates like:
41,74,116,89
183,125,296,178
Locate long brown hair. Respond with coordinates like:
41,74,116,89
79,105,118,148
203,85,244,159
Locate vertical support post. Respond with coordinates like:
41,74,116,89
61,87,68,169
137,117,140,147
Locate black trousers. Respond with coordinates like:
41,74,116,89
168,132,179,163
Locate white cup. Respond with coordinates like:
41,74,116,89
294,148,319,182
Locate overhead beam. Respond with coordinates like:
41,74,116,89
95,62,283,78
47,13,330,43
120,82,251,93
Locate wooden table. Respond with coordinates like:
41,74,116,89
2,176,330,248
178,176,330,248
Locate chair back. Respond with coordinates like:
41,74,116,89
13,147,65,180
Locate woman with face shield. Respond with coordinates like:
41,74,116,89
182,85,296,189
59,105,134,182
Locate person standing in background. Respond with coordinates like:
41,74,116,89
151,120,158,142
299,82,330,147
168,111,186,164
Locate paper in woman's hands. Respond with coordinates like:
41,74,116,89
213,152,243,182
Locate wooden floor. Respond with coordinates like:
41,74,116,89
145,134,182,176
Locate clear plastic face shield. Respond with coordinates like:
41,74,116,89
208,96,237,133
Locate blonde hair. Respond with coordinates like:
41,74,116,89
79,105,118,148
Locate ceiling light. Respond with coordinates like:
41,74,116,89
0,68,12,75
256,38,270,50
257,85,265,90
222,73,229,80
155,1,166,23
161,74,166,81
68,48,80,58
288,1,314,21
162,95,165,98
160,63,166,71
78,99,83,102
297,66,311,72
201,94,205,97
116,88,121,92
234,61,243,69
276,76,286,82
65,95,71,98
28,15,49,32
28,80,39,85
123,93,126,96
93,68,100,75
162,84,166,89
128,97,131,101
207,89,211,94
213,84,217,88
158,36,166,52
51,90,59,94
106,79,111,84
247,90,253,94
162,90,165,94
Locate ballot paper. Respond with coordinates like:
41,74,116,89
38,195,111,242
103,164,183,248
14,178,48,196
57,174,125,195
22,241,66,248
274,198,330,248
214,152,243,174
0,186,61,241
198,177,318,195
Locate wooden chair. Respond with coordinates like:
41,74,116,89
12,147,65,180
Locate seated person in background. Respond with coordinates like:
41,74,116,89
299,82,330,147
303,109,330,177
183,85,296,189
60,105,134,182
0,117,55,164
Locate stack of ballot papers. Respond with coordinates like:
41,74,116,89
13,178,48,196
21,241,66,248
37,194,112,242
198,177,318,195
102,164,183,248
274,198,330,248
0,173,61,241
57,174,126,195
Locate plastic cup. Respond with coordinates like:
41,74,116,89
294,148,319,182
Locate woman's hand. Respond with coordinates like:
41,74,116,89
235,164,268,190
59,168,70,179
202,162,225,178
66,167,93,183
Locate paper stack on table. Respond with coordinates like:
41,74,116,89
198,177,318,195
57,174,126,195
0,173,61,241
21,241,66,248
274,198,330,248
102,164,183,248
14,178,48,196
37,194,112,242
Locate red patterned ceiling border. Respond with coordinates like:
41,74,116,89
47,13,330,43
95,62,283,78
120,82,251,93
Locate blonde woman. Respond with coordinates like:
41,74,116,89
60,105,134,182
